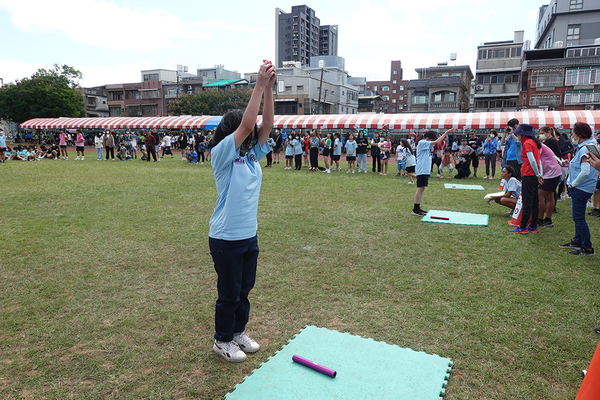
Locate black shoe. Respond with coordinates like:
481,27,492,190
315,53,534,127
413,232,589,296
537,219,545,227
595,326,600,334
411,209,427,216
542,218,554,227
569,248,595,256
559,241,581,249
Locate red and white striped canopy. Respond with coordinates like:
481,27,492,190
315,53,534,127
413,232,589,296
19,110,600,130
19,115,219,130
270,110,600,130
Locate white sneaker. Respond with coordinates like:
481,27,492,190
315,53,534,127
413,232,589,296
81,156,84,161
201,162,204,165
352,170,355,174
408,181,415,184
346,170,350,173
336,167,341,171
326,169,331,173
213,340,247,362
75,156,80,161
233,331,260,353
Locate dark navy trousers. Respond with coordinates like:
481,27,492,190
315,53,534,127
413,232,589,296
209,236,259,342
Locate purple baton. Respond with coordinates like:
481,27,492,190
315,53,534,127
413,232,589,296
292,355,337,378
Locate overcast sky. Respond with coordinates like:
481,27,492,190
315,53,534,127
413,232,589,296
0,0,541,88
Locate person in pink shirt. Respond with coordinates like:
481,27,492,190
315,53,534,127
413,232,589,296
537,140,564,227
58,129,68,160
74,129,85,161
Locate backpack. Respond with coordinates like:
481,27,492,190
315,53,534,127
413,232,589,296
560,133,575,156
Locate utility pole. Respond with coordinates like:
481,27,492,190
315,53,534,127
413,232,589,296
318,67,324,114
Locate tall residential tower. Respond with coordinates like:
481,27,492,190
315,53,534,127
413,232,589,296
275,5,338,68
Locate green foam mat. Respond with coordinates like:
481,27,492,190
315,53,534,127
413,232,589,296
444,183,485,190
225,326,453,399
421,210,489,226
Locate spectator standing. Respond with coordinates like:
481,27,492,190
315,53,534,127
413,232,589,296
501,118,522,178
0,128,6,163
483,130,499,179
103,131,115,160
309,129,320,171
58,129,69,160
371,132,381,173
559,122,598,255
74,129,85,161
179,131,188,160
344,133,357,173
509,124,543,234
146,132,157,162
94,132,104,160
467,132,482,177
356,130,368,173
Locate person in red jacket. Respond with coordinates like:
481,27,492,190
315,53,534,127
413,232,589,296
146,132,157,162
509,124,543,234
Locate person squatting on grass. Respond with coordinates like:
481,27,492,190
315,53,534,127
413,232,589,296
487,165,521,210
509,124,543,234
411,128,455,216
208,60,276,363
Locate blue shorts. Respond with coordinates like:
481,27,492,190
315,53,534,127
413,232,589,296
397,161,406,170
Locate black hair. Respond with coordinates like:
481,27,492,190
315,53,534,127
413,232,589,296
400,139,410,149
507,118,519,129
504,164,515,176
423,130,437,141
209,109,258,149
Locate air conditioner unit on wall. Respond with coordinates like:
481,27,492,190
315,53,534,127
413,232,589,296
475,85,483,91
585,105,594,110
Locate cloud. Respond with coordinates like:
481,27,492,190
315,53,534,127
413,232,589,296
0,0,265,51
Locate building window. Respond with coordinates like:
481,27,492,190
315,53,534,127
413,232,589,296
373,86,377,92
392,80,397,84
399,95,404,100
565,91,600,104
479,49,487,59
297,85,304,93
110,91,124,101
399,85,404,91
382,95,389,101
434,93,442,102
109,107,121,117
399,105,403,110
530,69,564,88
412,95,427,104
167,88,177,98
392,90,396,93
143,73,159,81
566,68,600,85
446,92,455,102
570,0,583,9
529,93,562,106
381,86,390,91
393,70,398,75
392,99,396,103
567,25,581,41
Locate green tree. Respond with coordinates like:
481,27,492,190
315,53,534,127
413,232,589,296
168,87,256,116
0,64,86,124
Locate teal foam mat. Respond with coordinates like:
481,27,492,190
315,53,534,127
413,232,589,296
444,183,485,190
225,326,453,399
421,210,489,226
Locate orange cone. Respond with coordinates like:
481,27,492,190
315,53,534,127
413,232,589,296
509,194,523,226
576,340,600,399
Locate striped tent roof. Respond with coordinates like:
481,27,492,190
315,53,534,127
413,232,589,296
19,110,600,130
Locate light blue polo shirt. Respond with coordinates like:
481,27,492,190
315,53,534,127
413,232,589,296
345,140,357,156
504,177,521,198
415,139,434,176
285,141,294,156
0,134,6,148
292,138,302,155
209,133,270,241
333,138,342,156
567,138,599,194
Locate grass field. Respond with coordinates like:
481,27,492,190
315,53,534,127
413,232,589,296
1,153,599,399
